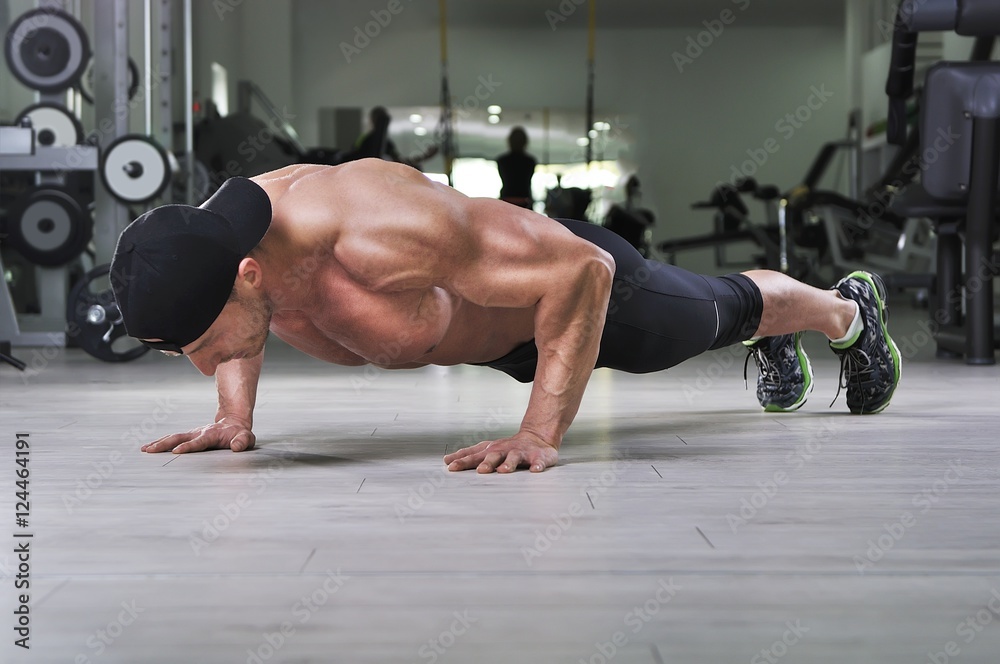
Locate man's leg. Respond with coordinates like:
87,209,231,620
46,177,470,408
742,269,901,415
742,269,857,339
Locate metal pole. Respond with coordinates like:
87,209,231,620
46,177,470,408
93,0,131,265
157,0,173,151
963,117,999,364
71,0,83,118
777,198,789,274
184,0,194,204
144,0,153,135
438,0,453,186
585,0,596,167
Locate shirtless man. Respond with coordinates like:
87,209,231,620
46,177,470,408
111,159,901,473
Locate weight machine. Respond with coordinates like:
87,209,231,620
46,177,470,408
1,0,201,366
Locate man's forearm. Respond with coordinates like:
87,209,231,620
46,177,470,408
519,263,612,447
214,351,264,425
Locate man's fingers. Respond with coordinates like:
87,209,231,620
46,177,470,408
230,432,255,452
443,441,489,465
445,438,558,473
529,456,549,472
142,426,255,454
529,447,557,472
142,432,191,453
447,452,485,472
477,451,506,474
171,433,215,454
496,450,524,473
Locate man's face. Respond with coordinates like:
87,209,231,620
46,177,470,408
145,290,272,376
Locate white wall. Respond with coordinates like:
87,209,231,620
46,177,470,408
291,0,847,272
191,0,293,122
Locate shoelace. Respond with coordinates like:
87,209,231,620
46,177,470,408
829,347,873,409
744,345,780,390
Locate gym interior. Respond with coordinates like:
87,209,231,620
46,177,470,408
2,1,999,662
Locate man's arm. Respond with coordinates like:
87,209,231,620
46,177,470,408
442,200,614,472
141,352,263,453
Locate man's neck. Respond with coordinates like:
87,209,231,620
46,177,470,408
256,226,322,313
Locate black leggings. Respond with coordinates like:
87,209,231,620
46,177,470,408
472,218,764,383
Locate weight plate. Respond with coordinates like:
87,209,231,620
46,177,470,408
4,8,90,93
21,199,72,251
67,264,149,363
7,188,93,267
100,134,172,204
79,56,140,105
15,102,84,147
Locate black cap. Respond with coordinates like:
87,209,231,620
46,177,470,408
110,177,272,349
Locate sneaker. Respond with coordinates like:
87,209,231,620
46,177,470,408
743,332,814,412
829,271,902,414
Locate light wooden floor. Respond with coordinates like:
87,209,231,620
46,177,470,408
2,301,999,663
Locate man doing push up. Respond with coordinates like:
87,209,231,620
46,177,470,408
110,159,901,473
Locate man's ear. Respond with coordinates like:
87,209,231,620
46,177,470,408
237,257,263,289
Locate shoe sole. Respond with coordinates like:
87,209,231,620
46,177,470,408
763,332,814,412
844,271,902,414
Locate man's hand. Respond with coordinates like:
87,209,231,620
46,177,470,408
443,431,559,473
141,416,255,454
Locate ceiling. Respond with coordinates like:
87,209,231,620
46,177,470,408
407,0,846,30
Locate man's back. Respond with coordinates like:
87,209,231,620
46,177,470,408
249,160,578,368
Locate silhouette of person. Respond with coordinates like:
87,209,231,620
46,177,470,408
496,126,538,209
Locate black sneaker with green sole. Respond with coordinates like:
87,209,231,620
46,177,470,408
744,332,814,412
829,271,902,414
